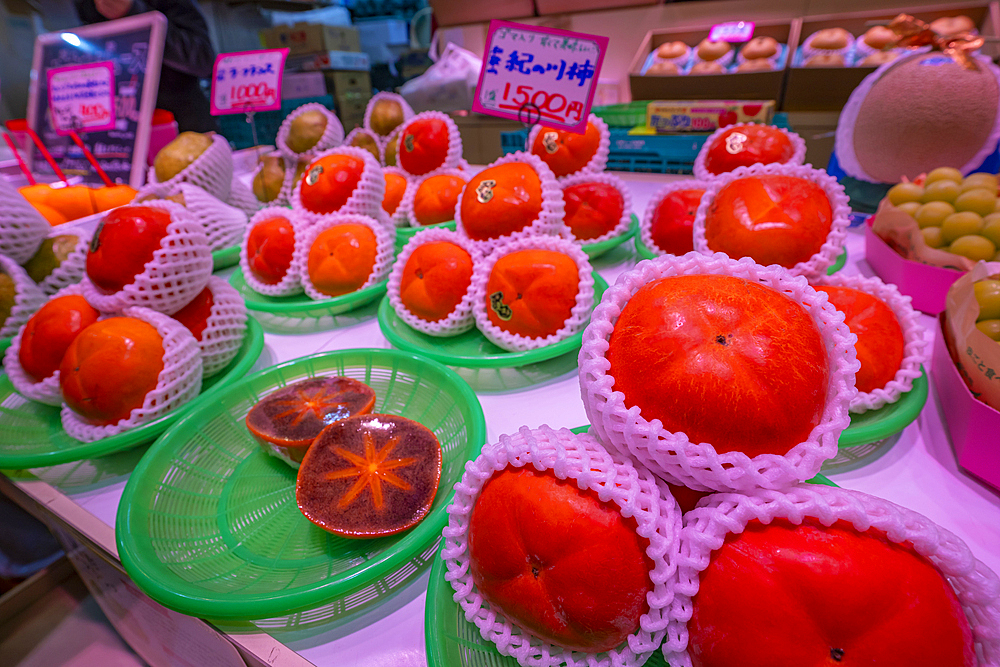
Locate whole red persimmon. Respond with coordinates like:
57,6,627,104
398,117,450,176
703,125,795,176
399,241,474,322
171,287,214,341
486,249,579,339
469,467,653,653
530,121,601,178
459,163,543,242
298,154,365,215
563,182,624,241
607,274,829,457
814,285,904,394
382,172,407,216
412,174,467,225
688,518,975,667
245,217,295,285
307,223,377,297
18,295,100,381
704,175,833,269
649,188,705,254
86,206,172,295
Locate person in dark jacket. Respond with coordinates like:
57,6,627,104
75,0,218,132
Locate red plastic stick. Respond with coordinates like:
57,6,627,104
69,131,112,187
6,120,68,182
2,132,36,185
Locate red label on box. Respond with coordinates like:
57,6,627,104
211,48,289,116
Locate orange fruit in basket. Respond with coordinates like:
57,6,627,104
459,163,543,241
32,202,69,226
93,185,138,212
171,287,214,341
398,116,451,176
814,285,905,394
246,376,376,464
530,120,602,178
307,223,378,297
382,171,407,216
19,183,55,207
18,295,100,381
704,175,833,269
649,188,705,255
245,217,295,286
59,317,165,425
86,206,172,295
298,154,366,215
296,413,442,537
399,241,474,322
703,124,796,176
485,249,580,339
47,185,98,221
562,181,624,241
412,173,467,226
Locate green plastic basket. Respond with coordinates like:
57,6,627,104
116,348,486,621
378,273,608,369
0,318,265,469
634,235,848,276
581,215,638,260
395,221,457,256
229,268,388,333
212,245,241,272
592,102,651,128
0,337,10,358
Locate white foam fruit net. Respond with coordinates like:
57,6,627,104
692,122,807,181
174,183,248,252
396,111,464,177
381,125,402,167
667,484,1000,667
455,151,567,255
3,283,88,406
239,207,307,298
382,166,411,227
290,146,386,224
226,175,262,217
692,161,851,280
80,201,213,316
343,127,384,164
579,252,859,493
363,91,415,137
811,272,928,414
275,103,345,161
145,133,235,202
61,305,203,442
0,178,50,264
198,275,247,377
472,235,595,353
387,227,480,337
442,424,683,667
639,179,712,257
526,113,611,181
558,171,633,245
37,229,92,296
0,254,48,339
293,212,394,302
399,167,469,228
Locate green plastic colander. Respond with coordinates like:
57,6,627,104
0,318,265,469
377,273,608,369
116,348,486,621
634,235,848,276
212,245,241,271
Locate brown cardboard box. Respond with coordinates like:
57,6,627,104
260,23,361,56
325,70,372,102
429,0,535,27
337,97,370,131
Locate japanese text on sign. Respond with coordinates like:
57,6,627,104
47,62,116,136
708,21,756,43
473,21,608,134
211,48,289,115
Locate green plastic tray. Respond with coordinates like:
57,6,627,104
580,214,638,259
116,348,487,621
0,318,265,469
378,273,609,369
212,245,241,271
635,235,848,276
0,337,10,358
395,221,457,256
839,366,928,448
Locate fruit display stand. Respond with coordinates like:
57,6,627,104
1,170,999,667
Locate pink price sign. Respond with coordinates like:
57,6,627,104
473,20,607,134
211,48,289,115
47,61,116,136
708,21,756,43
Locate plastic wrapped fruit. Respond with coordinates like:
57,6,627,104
170,276,247,377
154,132,213,183
276,103,343,159
252,153,286,203
0,257,47,339
0,177,49,264
694,123,805,179
246,376,376,467
345,128,381,161
382,167,408,223
560,172,631,243
293,147,384,220
406,169,468,226
396,111,461,177
528,114,608,179
240,208,305,297
296,214,392,301
22,233,90,294
364,92,413,138
641,180,708,256
975,277,1000,341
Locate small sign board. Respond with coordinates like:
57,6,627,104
210,49,289,115
47,61,117,136
709,21,756,43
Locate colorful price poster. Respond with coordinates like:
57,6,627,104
46,61,116,136
709,21,756,43
211,48,289,115
473,20,608,134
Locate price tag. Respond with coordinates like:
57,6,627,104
46,61,116,136
210,48,289,115
472,20,608,134
709,21,756,43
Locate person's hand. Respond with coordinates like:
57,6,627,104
94,0,132,20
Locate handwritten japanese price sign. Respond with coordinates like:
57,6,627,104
211,48,289,115
473,21,608,134
47,62,116,136
709,21,755,43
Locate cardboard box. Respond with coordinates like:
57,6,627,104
325,70,372,101
428,0,535,27
337,97,369,131
287,51,370,72
646,100,774,133
260,23,361,56
282,71,326,100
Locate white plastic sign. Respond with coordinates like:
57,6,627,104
47,61,116,136
211,48,289,115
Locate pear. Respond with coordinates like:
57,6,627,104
369,99,404,136
0,272,15,331
154,132,214,183
384,135,398,167
253,154,286,203
350,132,381,161
22,235,80,283
287,110,329,154
165,192,186,207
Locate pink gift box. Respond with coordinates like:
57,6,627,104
864,217,964,315
932,314,1000,493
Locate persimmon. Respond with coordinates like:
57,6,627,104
399,241,473,322
59,317,165,425
485,249,579,339
530,120,601,178
93,185,139,212
649,188,705,254
31,203,68,226
86,206,172,295
460,163,543,242
298,154,365,215
382,171,407,216
703,125,796,176
245,217,295,285
171,287,214,341
307,223,377,297
412,174,467,225
562,182,624,240
18,295,100,381
398,116,450,176
46,185,97,221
